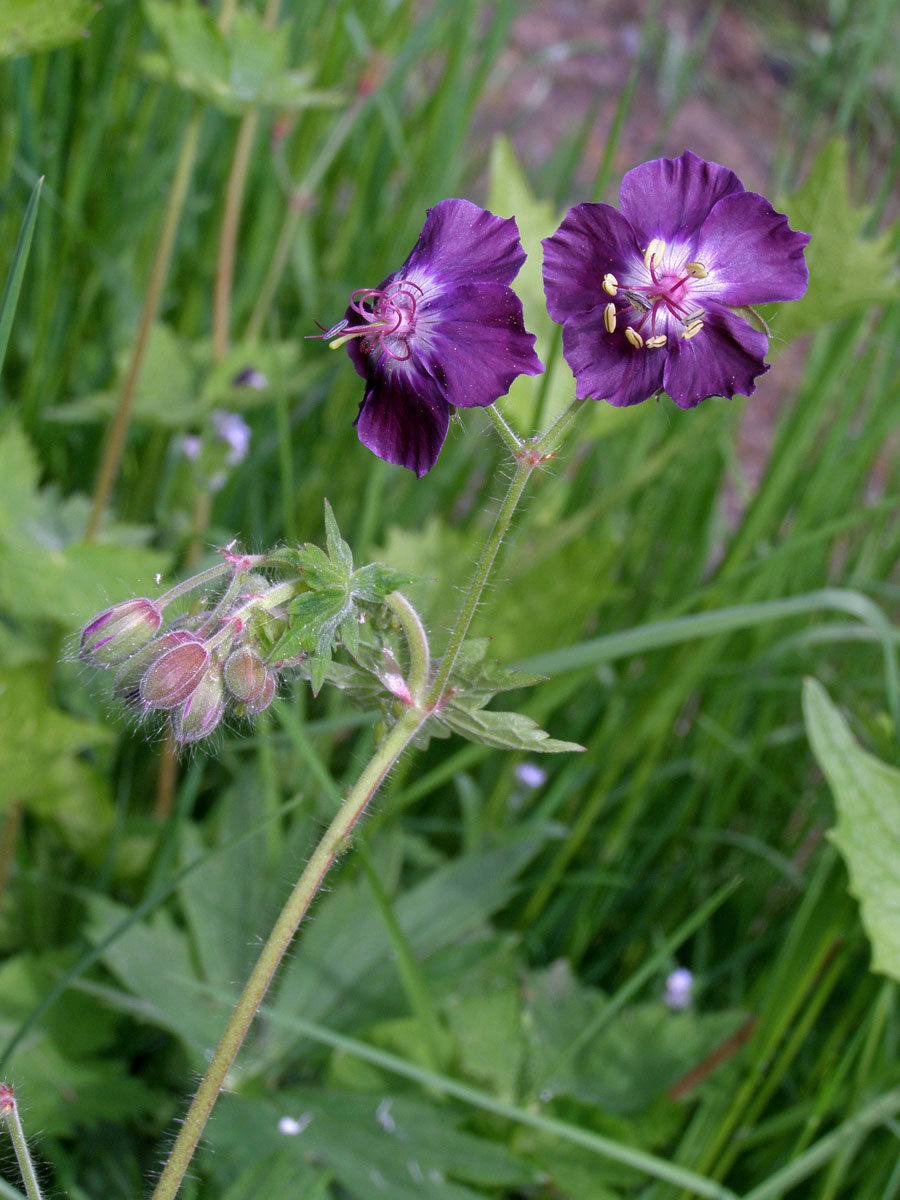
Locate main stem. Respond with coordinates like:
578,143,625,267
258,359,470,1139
426,395,586,706
150,703,425,1200
151,395,586,1198
1,1086,43,1200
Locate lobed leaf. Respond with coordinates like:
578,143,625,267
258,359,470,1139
803,677,900,981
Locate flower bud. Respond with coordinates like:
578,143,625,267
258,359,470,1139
238,670,276,715
223,646,267,703
139,638,209,710
80,598,163,667
114,630,196,704
174,665,225,744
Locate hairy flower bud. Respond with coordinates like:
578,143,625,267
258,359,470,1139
174,665,225,744
223,646,267,703
113,630,196,704
139,638,209,710
238,670,276,715
80,598,163,667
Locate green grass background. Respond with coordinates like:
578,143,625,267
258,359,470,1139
1,1,900,1197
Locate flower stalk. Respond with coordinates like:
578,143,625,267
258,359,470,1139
149,391,586,1196
1,1083,44,1200
150,694,428,1200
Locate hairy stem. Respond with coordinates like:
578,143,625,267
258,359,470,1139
386,590,431,701
150,395,587,1196
1,1084,44,1200
426,394,586,706
84,110,203,543
149,702,426,1200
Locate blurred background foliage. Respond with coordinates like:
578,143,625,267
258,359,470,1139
1,0,900,1197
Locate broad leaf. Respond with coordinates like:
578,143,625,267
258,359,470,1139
770,139,900,341
140,2,340,115
0,420,169,625
436,702,584,754
803,677,900,981
0,0,96,58
208,1088,536,1200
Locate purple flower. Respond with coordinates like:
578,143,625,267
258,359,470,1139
542,151,810,409
322,199,543,476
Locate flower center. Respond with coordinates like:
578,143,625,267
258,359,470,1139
602,240,709,350
314,280,422,362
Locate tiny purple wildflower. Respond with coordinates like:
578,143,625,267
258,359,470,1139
515,762,547,789
319,198,543,476
543,151,810,409
232,366,268,391
179,433,203,461
212,410,251,465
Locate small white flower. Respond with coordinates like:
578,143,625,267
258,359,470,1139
664,966,694,1010
278,1112,312,1136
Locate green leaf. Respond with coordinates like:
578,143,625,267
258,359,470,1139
285,589,348,654
323,498,353,574
140,1,340,115
0,176,42,379
0,420,169,625
0,0,97,59
0,953,161,1137
803,677,900,981
86,895,220,1054
208,1088,536,1199
46,323,200,427
770,139,900,341
524,961,745,1113
350,561,418,603
437,701,584,754
0,666,111,811
450,637,546,695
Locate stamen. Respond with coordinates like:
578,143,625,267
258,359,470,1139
603,303,617,334
645,335,667,349
681,320,704,341
602,273,618,296
643,238,665,270
624,326,644,349
685,261,708,278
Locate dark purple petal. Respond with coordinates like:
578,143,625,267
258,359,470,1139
619,151,744,244
542,203,641,324
559,307,665,406
420,282,542,408
663,307,769,409
402,199,527,287
695,191,811,305
356,367,450,477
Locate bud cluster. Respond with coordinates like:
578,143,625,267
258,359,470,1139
79,554,296,746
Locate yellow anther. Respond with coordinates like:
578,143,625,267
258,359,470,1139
643,238,665,269
624,326,644,349
645,334,667,349
685,261,708,278
603,303,617,334
602,273,618,296
681,320,704,341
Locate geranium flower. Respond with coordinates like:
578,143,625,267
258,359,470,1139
320,199,543,476
542,151,810,409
